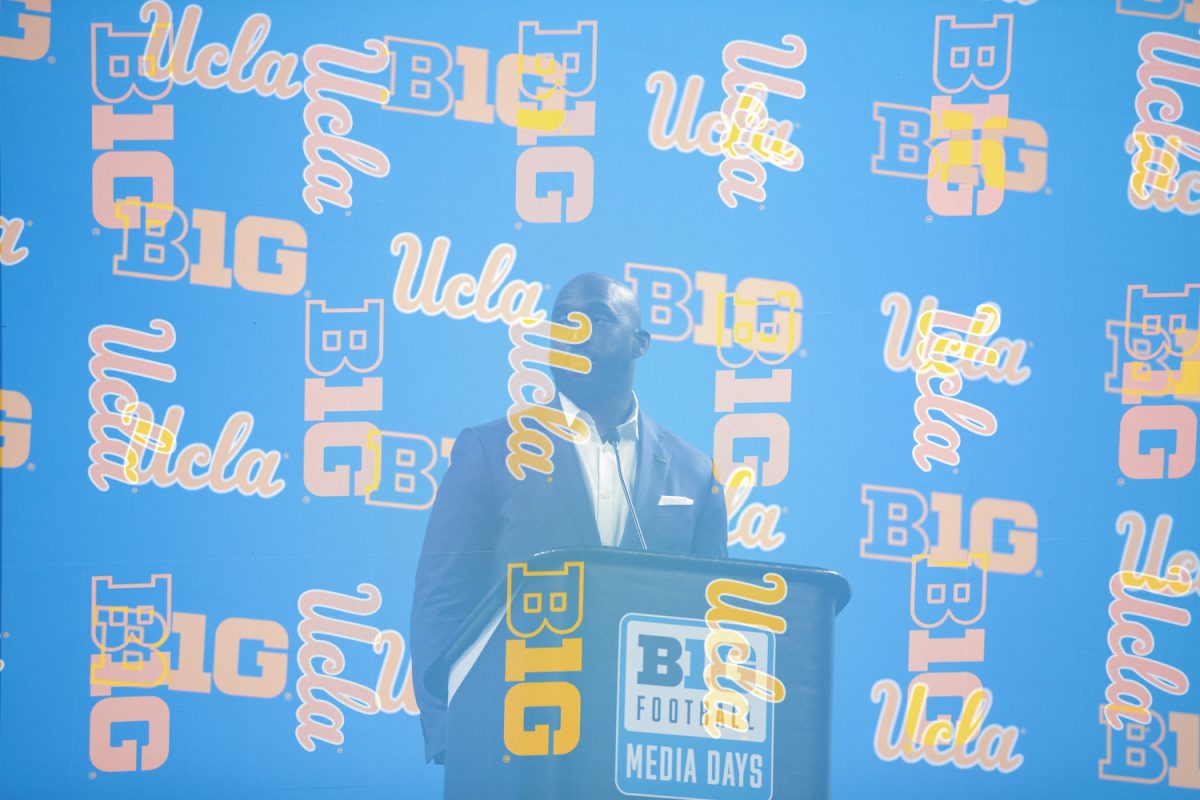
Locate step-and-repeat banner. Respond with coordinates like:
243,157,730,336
1,0,1197,797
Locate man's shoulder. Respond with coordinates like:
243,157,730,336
462,415,513,439
641,413,714,477
451,416,513,455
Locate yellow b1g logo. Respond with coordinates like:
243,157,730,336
503,562,584,756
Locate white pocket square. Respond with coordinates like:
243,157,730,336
657,495,694,506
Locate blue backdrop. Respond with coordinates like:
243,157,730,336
1,0,1198,797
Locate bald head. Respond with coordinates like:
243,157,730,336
553,272,642,330
549,272,650,417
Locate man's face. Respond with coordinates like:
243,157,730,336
550,281,646,390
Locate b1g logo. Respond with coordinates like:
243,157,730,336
0,0,50,61
871,14,1050,217
616,614,773,799
503,561,585,757
1105,284,1200,479
1116,0,1200,22
303,298,454,508
624,264,803,491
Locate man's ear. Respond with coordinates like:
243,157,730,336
633,329,651,359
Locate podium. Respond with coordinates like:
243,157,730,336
428,548,851,800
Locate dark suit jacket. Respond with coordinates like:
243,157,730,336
409,406,728,763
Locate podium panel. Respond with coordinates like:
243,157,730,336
436,548,851,800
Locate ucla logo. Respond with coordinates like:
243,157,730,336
616,614,774,799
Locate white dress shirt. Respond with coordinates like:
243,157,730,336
558,392,639,547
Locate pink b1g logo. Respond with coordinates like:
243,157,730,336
871,13,1050,217
1116,0,1200,21
0,389,32,468
0,0,50,61
383,20,598,224
303,299,449,508
1108,284,1200,480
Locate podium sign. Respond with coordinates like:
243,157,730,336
615,614,777,799
434,548,851,800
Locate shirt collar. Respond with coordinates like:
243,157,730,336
558,391,640,443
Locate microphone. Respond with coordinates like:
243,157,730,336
602,429,648,551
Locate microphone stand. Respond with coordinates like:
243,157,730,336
605,433,648,551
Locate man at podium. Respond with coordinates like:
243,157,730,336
410,273,729,764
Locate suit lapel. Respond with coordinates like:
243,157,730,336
620,412,670,549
